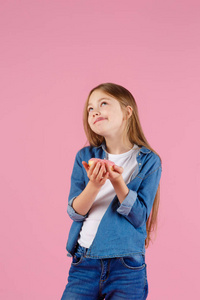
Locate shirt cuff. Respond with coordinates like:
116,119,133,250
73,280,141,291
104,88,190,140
116,190,137,216
67,197,88,221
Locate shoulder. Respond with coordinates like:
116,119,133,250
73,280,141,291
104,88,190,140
74,145,97,161
139,146,162,172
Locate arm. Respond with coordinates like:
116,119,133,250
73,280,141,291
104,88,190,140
67,150,87,221
110,176,129,204
116,165,162,228
105,156,162,228
71,180,101,216
67,150,109,221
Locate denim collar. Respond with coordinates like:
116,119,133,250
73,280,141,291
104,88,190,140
95,141,151,154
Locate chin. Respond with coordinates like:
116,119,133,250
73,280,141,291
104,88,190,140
91,128,106,137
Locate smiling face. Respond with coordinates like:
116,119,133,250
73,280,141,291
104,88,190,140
87,89,128,139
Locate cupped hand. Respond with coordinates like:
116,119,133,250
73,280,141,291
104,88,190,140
82,160,109,187
104,161,124,183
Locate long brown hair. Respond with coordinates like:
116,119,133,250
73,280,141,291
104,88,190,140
82,82,162,248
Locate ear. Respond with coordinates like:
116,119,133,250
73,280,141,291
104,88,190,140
125,106,133,120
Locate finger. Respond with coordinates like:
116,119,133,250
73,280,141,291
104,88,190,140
100,171,109,183
82,161,89,171
97,163,106,179
91,162,102,179
104,161,113,174
113,165,123,173
88,161,99,176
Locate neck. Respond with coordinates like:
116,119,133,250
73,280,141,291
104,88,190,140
104,137,134,154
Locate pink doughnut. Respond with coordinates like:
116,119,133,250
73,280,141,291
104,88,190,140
88,158,115,170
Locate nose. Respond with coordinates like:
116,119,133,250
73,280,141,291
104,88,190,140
92,110,100,117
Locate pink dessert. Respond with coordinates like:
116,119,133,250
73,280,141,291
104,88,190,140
88,158,115,170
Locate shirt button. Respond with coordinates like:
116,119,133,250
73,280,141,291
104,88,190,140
139,163,141,165
139,153,141,155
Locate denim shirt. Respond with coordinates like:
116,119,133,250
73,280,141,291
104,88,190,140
66,142,162,259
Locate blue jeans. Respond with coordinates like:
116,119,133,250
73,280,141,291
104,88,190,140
61,244,148,300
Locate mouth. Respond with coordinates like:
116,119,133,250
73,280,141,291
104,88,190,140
94,118,106,124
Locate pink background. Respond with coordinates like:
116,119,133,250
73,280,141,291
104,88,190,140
0,1,200,299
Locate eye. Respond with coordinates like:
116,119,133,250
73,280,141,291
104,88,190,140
88,107,93,112
101,101,107,106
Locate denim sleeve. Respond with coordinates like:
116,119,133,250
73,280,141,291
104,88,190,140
67,150,88,222
117,161,162,228
67,197,88,221
116,190,137,215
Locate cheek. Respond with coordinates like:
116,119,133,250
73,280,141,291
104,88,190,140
111,111,124,123
88,118,97,131
88,116,92,127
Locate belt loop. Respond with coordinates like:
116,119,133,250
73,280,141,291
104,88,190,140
77,243,88,257
84,246,88,257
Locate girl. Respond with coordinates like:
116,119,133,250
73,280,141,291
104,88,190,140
61,82,162,300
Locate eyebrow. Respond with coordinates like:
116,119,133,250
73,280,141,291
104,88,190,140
87,97,111,107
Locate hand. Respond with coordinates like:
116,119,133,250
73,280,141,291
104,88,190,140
82,160,109,188
104,161,124,183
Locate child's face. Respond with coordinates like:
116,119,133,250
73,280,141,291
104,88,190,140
87,89,127,139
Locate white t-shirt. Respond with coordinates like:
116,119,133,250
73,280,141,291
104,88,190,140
77,144,140,248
